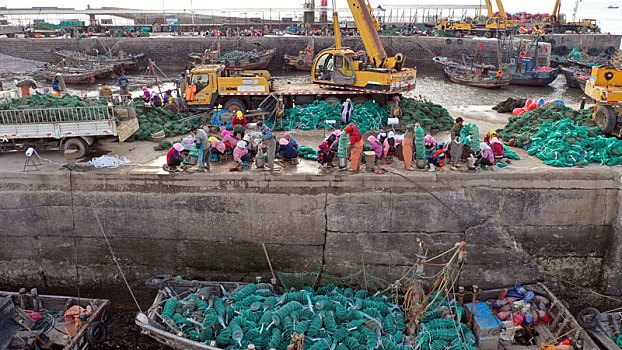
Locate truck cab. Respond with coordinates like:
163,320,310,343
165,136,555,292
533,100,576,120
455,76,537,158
585,66,622,137
186,65,273,112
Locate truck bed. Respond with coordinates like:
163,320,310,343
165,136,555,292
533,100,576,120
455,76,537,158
220,82,370,96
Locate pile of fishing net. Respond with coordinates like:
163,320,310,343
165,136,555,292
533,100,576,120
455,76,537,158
216,50,264,61
497,103,595,147
459,123,481,151
297,146,318,160
527,118,622,167
280,100,388,134
0,94,107,110
160,283,412,349
127,101,202,141
34,21,83,30
393,98,454,132
413,292,477,350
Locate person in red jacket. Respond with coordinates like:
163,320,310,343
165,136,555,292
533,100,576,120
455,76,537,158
165,143,185,172
490,136,505,159
232,111,247,139
345,123,363,171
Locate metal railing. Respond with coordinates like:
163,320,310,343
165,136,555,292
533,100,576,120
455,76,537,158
0,106,114,125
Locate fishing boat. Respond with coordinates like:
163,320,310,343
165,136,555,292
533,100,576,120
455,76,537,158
444,66,510,88
41,64,115,84
560,66,590,90
608,5,619,9
188,47,277,70
1,288,111,349
464,283,601,349
502,36,560,86
51,48,146,70
284,39,314,71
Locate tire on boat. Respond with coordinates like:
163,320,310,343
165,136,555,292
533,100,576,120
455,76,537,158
445,38,451,45
577,307,601,329
145,274,171,289
86,321,107,344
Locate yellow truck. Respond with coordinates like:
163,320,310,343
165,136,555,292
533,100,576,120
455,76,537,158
584,66,622,138
185,64,412,113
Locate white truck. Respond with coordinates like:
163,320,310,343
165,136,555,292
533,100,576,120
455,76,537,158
0,105,139,158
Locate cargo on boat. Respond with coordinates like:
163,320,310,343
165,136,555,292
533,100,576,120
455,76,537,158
41,64,115,84
188,48,276,70
444,66,510,88
0,288,110,350
51,48,146,70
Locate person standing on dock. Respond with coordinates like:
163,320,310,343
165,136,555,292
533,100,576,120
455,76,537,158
450,117,464,140
403,124,415,170
345,123,363,172
191,126,210,172
258,122,278,171
341,98,353,125
177,73,189,97
118,74,129,95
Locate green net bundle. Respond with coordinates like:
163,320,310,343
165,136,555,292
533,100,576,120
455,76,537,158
414,292,477,350
527,118,622,167
337,132,349,159
391,98,453,132
460,123,480,151
34,21,84,30
159,282,413,349
415,125,425,160
297,146,318,160
0,94,107,110
497,103,596,148
215,50,264,61
127,101,202,142
279,100,388,134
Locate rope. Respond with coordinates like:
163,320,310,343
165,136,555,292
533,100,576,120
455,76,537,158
90,201,143,312
69,170,81,306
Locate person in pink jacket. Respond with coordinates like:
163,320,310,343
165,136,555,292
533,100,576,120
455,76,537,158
383,131,399,158
476,142,494,168
367,135,383,159
210,136,226,160
233,140,252,167
221,130,238,150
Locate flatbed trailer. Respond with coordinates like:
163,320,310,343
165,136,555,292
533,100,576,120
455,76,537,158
0,105,138,158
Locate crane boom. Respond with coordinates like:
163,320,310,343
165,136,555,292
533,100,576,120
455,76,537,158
494,0,507,20
331,0,342,48
552,0,561,21
346,0,387,68
483,0,494,18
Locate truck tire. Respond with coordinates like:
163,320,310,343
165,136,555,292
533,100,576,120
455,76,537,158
86,321,107,344
323,97,341,106
587,48,600,56
223,99,246,114
594,105,617,135
455,31,463,38
577,307,601,329
457,38,463,45
63,138,89,159
445,38,451,45
484,31,493,38
352,96,370,105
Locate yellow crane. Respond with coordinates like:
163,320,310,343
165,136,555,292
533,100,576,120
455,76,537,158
311,0,416,96
542,0,598,33
436,0,516,38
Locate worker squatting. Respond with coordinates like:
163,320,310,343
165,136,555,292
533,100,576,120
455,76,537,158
164,99,512,174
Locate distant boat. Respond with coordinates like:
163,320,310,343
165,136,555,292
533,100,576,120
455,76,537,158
444,66,510,88
608,4,619,8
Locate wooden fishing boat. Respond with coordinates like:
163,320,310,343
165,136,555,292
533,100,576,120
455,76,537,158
51,48,146,70
188,48,276,69
444,66,510,88
42,64,115,84
463,283,601,349
0,288,111,349
560,66,590,90
284,40,314,71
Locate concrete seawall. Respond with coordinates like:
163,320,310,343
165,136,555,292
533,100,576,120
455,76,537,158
2,34,618,69
0,170,620,296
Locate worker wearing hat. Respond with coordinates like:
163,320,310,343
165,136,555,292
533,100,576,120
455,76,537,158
191,125,210,172
390,96,403,119
345,123,363,171
232,111,247,139
257,121,279,171
341,98,354,126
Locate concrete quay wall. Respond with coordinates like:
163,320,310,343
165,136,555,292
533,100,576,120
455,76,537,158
0,170,620,296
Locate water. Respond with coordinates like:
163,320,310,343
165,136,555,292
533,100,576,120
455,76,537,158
272,65,586,107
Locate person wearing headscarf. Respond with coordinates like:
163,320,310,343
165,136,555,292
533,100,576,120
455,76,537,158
345,123,363,171
257,121,277,170
326,129,341,147
162,89,173,102
233,140,252,167
317,141,333,169
383,131,398,158
209,136,226,160
221,130,238,150
232,111,247,139
283,133,298,149
166,143,185,171
490,136,505,159
402,124,415,170
151,91,162,107
142,87,151,102
367,135,383,159
476,142,494,168
484,129,497,144
278,138,298,161
377,131,388,145
341,98,354,125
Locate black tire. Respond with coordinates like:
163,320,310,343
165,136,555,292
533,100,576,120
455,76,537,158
484,31,493,38
594,105,617,134
298,60,304,65
86,321,107,344
587,48,600,56
577,307,601,329
223,99,246,114
63,138,89,159
145,274,171,289
323,97,341,106
445,38,451,45
457,38,463,45
556,45,569,55
605,46,616,55
552,27,560,34
455,31,463,38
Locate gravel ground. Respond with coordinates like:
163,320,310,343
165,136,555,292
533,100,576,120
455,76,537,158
0,53,45,75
